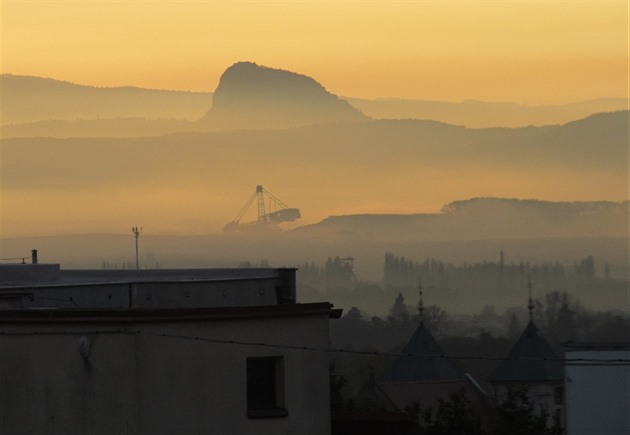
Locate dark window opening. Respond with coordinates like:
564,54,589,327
554,409,563,429
247,357,288,418
554,386,564,405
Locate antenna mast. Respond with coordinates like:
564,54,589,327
527,276,534,323
418,277,424,325
132,226,142,270
256,185,266,223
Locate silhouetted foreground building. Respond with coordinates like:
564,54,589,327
487,321,564,428
345,319,494,433
563,343,630,435
0,263,340,435
378,320,495,429
487,291,564,432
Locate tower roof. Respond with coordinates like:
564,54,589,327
380,323,463,382
487,321,562,383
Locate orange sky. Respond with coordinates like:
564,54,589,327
1,1,629,239
2,1,628,104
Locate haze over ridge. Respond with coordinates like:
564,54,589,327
4,2,625,103
2,109,627,238
2,63,628,134
1,61,627,244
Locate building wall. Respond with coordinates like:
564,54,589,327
564,349,630,435
0,313,331,435
0,268,297,310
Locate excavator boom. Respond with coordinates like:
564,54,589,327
224,185,300,232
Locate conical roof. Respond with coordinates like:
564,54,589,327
381,323,463,382
487,321,562,382
354,374,401,412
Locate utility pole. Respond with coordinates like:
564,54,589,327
132,226,142,269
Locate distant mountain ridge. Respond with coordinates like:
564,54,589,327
3,110,626,237
348,97,629,128
2,65,628,137
198,62,367,130
0,74,212,125
294,198,628,241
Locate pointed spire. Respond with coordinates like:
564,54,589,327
527,276,535,324
418,277,424,325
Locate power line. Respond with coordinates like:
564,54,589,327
0,255,31,263
144,331,630,365
0,328,626,365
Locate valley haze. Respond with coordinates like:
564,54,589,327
2,3,628,432
1,62,627,316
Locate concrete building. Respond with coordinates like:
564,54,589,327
564,343,630,435
0,262,340,435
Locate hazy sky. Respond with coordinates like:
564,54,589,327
1,1,628,239
2,1,627,104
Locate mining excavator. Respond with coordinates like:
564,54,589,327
223,185,301,232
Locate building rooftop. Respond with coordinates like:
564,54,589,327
0,264,284,287
487,321,563,383
0,302,341,323
380,322,464,382
0,264,301,311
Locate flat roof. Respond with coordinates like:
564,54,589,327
564,342,630,350
0,267,294,288
0,302,342,323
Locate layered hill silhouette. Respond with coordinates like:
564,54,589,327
292,198,628,241
348,97,629,129
0,74,211,125
197,62,367,130
3,110,627,238
2,64,628,138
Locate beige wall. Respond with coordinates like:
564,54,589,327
0,313,331,435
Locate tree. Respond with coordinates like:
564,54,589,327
421,305,450,336
574,255,595,277
539,291,581,344
409,389,486,435
493,388,558,435
390,293,410,322
329,370,347,411
506,312,521,339
345,306,363,320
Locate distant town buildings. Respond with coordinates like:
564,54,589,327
344,284,628,435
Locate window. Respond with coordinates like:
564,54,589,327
246,357,288,418
554,386,563,405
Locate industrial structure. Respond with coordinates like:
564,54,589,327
224,185,300,232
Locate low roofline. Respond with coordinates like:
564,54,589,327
0,302,342,323
487,378,563,385
465,373,491,404
331,410,412,422
563,342,630,350
0,275,278,290
378,378,465,386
